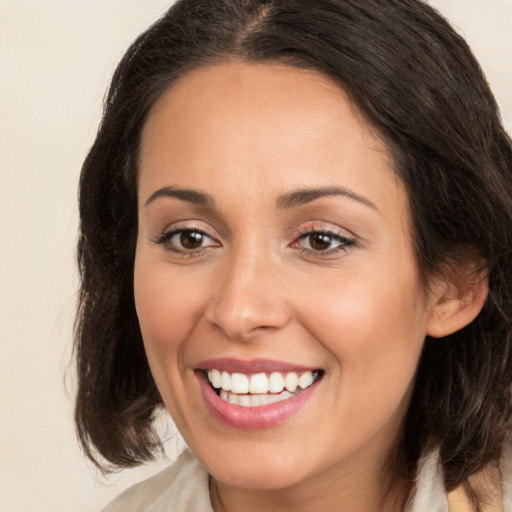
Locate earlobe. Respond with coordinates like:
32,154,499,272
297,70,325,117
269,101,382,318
426,268,488,339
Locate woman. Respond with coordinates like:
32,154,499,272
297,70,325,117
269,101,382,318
75,0,512,510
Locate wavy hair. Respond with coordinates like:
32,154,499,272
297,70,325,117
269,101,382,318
75,0,512,505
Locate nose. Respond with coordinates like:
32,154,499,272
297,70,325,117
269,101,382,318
204,246,291,342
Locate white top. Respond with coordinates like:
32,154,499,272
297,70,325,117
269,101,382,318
103,450,212,512
103,445,512,512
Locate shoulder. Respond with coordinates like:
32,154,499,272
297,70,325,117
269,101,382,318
408,438,512,512
444,437,512,512
102,449,213,512
406,448,448,512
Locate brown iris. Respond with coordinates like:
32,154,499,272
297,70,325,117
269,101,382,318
308,233,334,251
180,230,204,249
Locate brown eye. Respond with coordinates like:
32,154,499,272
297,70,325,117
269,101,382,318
308,233,334,251
180,230,205,249
294,231,354,253
156,228,217,252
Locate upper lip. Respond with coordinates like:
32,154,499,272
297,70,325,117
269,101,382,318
195,358,319,374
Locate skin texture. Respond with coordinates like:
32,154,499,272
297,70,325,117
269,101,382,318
134,62,484,512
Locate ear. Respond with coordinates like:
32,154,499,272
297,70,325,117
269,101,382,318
426,264,488,339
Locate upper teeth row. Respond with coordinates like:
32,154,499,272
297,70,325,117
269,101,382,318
207,369,317,394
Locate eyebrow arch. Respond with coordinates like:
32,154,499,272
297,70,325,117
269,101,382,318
145,186,214,207
276,186,378,210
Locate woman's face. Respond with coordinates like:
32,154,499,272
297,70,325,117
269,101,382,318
134,62,437,491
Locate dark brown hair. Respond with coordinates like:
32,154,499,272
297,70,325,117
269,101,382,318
75,0,512,504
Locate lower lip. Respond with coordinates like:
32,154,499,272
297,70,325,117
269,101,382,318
196,372,320,430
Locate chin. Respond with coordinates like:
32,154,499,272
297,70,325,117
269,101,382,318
211,464,307,491
197,444,312,491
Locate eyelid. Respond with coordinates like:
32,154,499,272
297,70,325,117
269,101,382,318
157,219,217,236
292,220,356,240
158,228,215,245
151,220,221,247
289,221,357,255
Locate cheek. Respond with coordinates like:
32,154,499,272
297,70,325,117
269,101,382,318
133,258,204,359
305,273,427,439
302,263,428,388
133,257,206,420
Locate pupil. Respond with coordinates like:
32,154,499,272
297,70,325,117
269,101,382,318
181,231,203,249
310,233,332,251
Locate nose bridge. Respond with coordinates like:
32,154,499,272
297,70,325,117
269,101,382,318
206,240,289,340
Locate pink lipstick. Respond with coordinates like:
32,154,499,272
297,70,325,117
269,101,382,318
195,358,322,430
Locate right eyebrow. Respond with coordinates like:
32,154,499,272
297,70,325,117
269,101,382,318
144,186,214,207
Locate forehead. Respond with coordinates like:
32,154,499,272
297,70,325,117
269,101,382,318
149,61,364,120
138,61,403,216
142,61,384,150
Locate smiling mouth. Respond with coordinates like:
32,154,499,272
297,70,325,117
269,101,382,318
205,369,323,407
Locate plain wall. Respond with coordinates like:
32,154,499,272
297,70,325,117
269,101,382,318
0,1,510,511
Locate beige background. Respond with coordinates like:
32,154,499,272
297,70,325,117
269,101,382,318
0,1,510,511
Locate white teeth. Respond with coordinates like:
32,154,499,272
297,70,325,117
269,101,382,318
219,390,295,407
221,371,231,391
207,369,319,400
239,394,251,407
208,369,222,389
251,394,263,406
298,371,315,389
249,373,268,394
284,372,298,392
268,372,285,393
231,373,249,394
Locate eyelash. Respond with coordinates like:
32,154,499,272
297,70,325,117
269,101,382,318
291,227,356,256
153,225,356,257
154,226,218,255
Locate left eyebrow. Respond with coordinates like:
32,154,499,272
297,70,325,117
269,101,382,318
276,186,378,211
